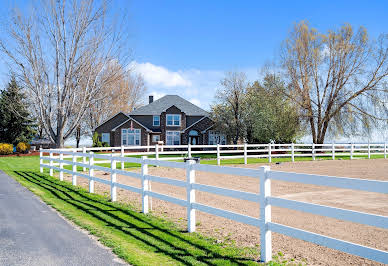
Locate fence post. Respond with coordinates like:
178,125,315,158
186,159,196,233
121,145,125,170
244,143,248,165
141,156,149,214
385,142,387,159
72,149,77,186
39,148,43,173
350,144,354,160
111,154,117,202
268,143,271,163
332,143,335,160
188,143,192,158
312,143,315,161
260,165,272,262
49,150,53,177
155,144,159,160
59,152,64,181
217,144,221,166
291,143,295,162
82,146,87,171
368,142,371,159
89,152,94,193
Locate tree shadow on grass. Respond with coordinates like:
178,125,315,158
14,171,259,266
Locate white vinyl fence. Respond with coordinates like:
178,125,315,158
51,142,388,166
39,149,388,264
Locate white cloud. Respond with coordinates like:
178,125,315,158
131,61,260,110
149,91,166,100
189,98,201,107
131,61,191,87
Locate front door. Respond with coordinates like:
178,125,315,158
189,136,199,145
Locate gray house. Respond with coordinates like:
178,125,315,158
94,95,226,147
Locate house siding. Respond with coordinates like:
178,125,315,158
186,116,203,127
112,119,148,147
182,116,213,145
94,112,129,146
160,106,187,145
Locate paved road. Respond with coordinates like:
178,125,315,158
0,171,126,266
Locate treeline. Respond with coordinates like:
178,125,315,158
211,73,302,144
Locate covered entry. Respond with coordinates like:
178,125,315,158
188,130,199,145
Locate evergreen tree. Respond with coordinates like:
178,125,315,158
0,78,36,144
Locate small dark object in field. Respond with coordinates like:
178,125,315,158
276,162,281,165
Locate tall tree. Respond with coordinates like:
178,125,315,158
245,74,302,143
280,21,388,144
0,0,130,147
86,62,147,132
212,71,248,144
0,78,36,144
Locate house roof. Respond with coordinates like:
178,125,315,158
129,95,209,116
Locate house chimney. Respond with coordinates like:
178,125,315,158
149,95,154,104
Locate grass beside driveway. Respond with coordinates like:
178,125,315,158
0,156,275,265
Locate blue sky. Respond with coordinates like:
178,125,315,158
1,0,388,111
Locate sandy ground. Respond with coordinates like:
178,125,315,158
62,158,388,265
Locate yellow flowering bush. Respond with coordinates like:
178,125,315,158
0,143,13,155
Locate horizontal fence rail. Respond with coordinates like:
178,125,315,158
46,142,388,166
39,148,388,264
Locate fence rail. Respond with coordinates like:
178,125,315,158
39,148,388,263
47,142,388,166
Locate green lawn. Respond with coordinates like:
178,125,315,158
1,155,296,266
7,153,381,265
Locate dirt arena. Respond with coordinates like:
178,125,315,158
63,158,388,265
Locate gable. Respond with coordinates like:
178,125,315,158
165,105,182,114
94,112,129,132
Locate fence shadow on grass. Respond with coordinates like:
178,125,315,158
14,171,258,265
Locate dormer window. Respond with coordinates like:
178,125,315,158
166,114,181,126
153,115,160,126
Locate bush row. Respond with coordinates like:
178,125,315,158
0,142,30,155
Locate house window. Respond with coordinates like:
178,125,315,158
208,131,226,145
153,116,160,126
101,133,110,146
122,128,141,146
152,135,160,142
166,114,181,126
166,131,180,145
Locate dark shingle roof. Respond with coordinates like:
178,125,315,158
129,95,209,116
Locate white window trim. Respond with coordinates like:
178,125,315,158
166,114,181,126
208,131,226,145
166,130,181,145
152,135,160,142
153,115,160,126
121,128,141,146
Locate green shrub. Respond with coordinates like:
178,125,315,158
92,132,100,147
16,142,28,153
0,143,13,155
102,142,109,147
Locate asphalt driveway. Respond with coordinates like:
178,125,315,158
0,171,126,266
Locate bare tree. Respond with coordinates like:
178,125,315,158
86,62,147,132
212,71,248,144
0,0,130,147
280,21,388,144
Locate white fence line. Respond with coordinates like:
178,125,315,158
45,142,388,166
39,149,388,264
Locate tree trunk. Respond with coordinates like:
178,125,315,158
55,133,64,148
75,126,81,148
